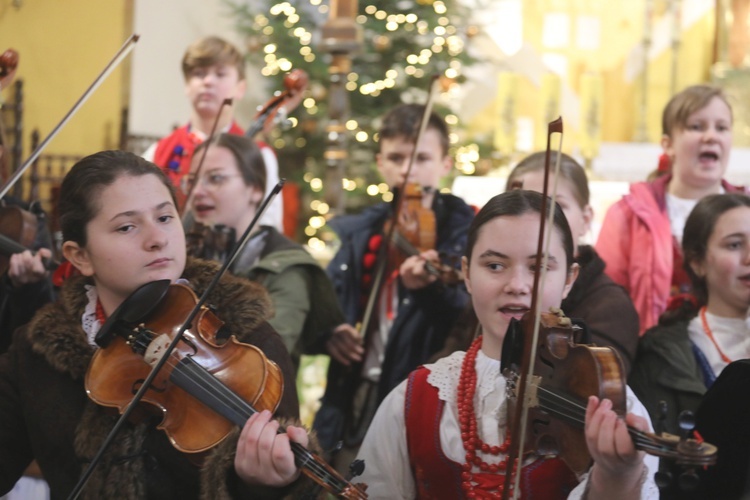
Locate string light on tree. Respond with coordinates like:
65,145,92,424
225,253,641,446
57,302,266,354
227,0,479,246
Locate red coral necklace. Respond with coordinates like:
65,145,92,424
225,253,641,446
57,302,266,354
457,336,514,498
699,306,733,364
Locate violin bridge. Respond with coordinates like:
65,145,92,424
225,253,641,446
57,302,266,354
505,371,541,409
143,334,171,367
523,375,541,408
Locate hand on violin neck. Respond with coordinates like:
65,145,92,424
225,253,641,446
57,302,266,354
326,323,364,366
8,248,51,288
399,250,440,290
235,409,308,488
585,396,648,499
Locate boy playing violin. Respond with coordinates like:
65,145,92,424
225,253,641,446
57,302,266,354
0,151,313,498
313,104,475,469
142,35,283,229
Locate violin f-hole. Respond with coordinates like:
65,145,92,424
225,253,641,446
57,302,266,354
132,378,168,395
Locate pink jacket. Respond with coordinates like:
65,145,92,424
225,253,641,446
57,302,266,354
596,175,747,335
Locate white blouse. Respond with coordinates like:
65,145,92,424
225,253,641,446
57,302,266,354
357,350,659,499
688,311,750,378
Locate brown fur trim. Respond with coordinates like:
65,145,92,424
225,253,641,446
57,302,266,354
183,257,273,341
73,401,148,500
26,274,95,380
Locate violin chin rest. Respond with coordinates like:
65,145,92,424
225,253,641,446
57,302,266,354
95,279,171,347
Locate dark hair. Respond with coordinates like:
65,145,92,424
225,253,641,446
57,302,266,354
685,193,750,303
193,133,266,195
465,190,575,269
182,36,246,81
660,193,750,325
378,104,450,156
59,150,176,246
506,152,590,208
661,84,732,137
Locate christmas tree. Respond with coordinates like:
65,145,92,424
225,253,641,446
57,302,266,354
226,0,480,247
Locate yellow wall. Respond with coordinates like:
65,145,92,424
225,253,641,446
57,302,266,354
0,1,130,160
468,2,718,157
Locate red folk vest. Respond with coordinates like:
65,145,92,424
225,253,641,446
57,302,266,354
152,122,245,190
404,366,578,499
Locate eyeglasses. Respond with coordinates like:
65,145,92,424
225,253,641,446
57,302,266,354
182,172,241,193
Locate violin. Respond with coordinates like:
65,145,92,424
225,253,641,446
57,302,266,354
386,183,463,286
246,68,308,139
0,204,57,275
502,309,717,476
86,280,368,499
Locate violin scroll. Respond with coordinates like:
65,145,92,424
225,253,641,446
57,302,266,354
282,68,309,97
0,49,18,79
249,68,309,139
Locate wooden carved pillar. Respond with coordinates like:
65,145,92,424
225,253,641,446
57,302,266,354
320,0,361,214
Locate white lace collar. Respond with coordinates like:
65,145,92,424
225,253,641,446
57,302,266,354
81,279,190,348
81,285,101,348
426,348,508,428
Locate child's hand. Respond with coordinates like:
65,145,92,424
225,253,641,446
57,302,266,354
234,410,308,487
399,250,439,289
585,396,647,499
326,323,364,366
9,249,51,287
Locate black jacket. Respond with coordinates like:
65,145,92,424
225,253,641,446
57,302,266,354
313,193,474,450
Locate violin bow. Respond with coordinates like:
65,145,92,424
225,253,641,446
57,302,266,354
69,179,285,500
0,34,139,201
179,98,232,218
358,74,441,343
502,117,564,500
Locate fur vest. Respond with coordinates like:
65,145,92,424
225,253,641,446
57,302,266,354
0,258,304,499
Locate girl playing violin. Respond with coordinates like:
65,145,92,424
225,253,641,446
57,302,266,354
187,133,344,367
435,153,640,374
0,151,312,499
356,190,659,499
630,193,750,436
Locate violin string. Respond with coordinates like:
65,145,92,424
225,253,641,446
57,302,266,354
534,386,677,455
181,361,356,487
124,331,349,490
172,357,348,490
